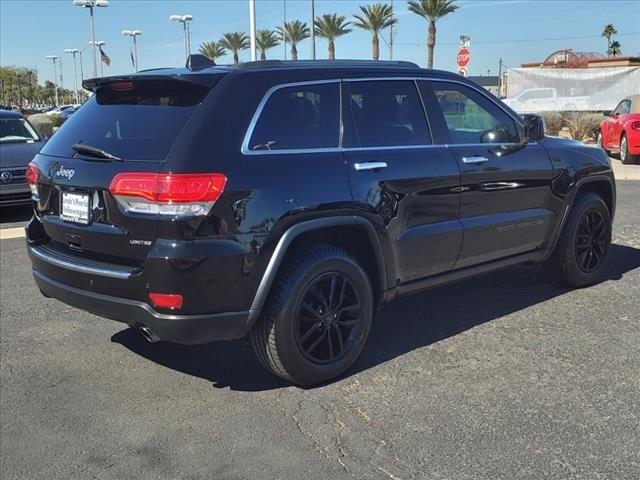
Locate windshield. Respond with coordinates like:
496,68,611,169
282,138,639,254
0,117,40,143
40,79,212,161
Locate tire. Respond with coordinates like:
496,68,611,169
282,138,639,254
249,245,374,386
546,192,611,288
597,131,610,156
620,134,639,165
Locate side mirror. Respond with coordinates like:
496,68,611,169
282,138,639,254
602,110,612,117
523,114,545,142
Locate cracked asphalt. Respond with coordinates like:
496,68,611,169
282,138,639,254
1,180,639,480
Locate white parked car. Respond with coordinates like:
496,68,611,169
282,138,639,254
503,88,589,113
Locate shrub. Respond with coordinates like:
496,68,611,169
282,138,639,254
26,114,53,139
539,112,563,135
47,113,63,128
560,112,605,142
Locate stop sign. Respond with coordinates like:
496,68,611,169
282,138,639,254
457,48,470,67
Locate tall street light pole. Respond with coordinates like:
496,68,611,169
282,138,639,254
73,0,110,79
122,30,141,71
169,14,193,62
310,0,316,60
45,55,59,106
283,0,287,60
64,48,80,104
249,0,257,61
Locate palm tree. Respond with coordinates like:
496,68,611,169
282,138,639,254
256,29,280,60
277,20,310,61
408,0,459,69
609,40,622,58
314,14,352,60
219,32,249,64
601,24,618,53
353,3,397,61
198,41,226,62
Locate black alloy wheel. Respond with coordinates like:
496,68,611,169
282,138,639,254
575,209,608,273
249,245,374,386
295,272,361,364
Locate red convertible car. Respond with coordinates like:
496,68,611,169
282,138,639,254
598,94,640,164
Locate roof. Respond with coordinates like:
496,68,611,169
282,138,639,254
0,109,22,118
84,59,461,90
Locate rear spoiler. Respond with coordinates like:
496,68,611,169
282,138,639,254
82,70,221,91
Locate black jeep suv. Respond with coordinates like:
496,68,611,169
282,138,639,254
26,59,615,386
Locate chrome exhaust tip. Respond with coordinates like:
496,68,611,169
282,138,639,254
139,326,160,343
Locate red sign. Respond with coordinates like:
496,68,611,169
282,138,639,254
457,48,470,67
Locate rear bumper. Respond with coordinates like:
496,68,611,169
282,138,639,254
33,269,252,344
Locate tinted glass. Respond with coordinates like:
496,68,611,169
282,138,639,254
41,80,210,161
249,82,339,151
347,81,430,147
432,81,520,144
0,117,39,143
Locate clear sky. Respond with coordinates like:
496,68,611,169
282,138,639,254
1,0,639,87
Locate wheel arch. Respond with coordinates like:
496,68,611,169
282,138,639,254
545,175,615,260
246,216,394,328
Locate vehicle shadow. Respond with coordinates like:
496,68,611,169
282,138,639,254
111,243,640,392
0,205,32,226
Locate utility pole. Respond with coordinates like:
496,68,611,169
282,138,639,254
17,73,23,108
498,57,503,96
310,0,316,60
45,55,60,106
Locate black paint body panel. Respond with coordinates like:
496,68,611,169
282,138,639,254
25,63,616,343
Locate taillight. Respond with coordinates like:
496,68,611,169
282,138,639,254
109,172,227,217
26,162,39,196
631,121,640,131
149,293,183,310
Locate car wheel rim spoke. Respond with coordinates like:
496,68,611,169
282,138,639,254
295,272,362,364
575,208,607,273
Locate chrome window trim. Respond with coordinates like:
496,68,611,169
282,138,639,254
241,75,525,156
241,79,341,156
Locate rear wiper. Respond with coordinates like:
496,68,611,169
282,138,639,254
72,143,122,161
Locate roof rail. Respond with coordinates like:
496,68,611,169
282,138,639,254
231,59,420,69
186,54,216,71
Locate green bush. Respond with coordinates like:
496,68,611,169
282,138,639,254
47,113,63,128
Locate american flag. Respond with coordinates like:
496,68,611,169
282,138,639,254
99,46,111,66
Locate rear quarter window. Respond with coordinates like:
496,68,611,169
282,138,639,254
40,80,210,161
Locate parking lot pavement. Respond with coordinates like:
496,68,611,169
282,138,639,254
611,156,640,181
0,183,638,480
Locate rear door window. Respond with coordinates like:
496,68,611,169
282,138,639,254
345,80,430,147
40,80,211,161
247,82,339,151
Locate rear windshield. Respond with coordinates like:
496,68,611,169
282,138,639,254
40,80,210,161
0,117,40,143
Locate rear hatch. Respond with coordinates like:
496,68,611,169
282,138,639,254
32,78,212,265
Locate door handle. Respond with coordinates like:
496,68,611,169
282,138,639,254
462,156,489,164
354,162,388,171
